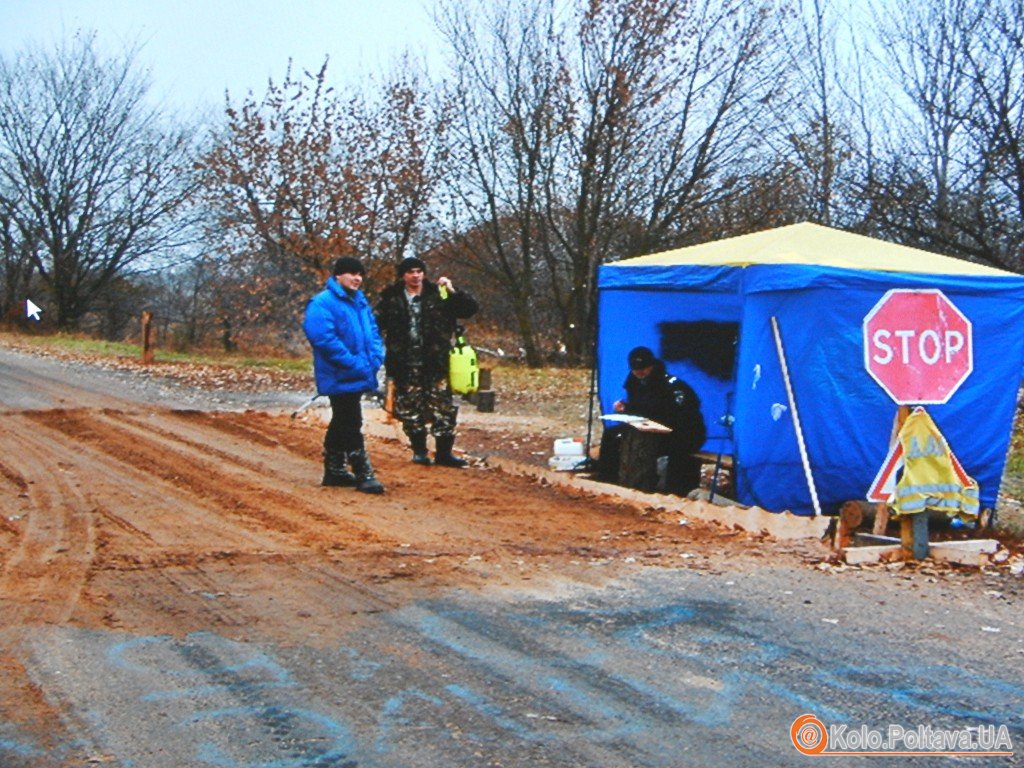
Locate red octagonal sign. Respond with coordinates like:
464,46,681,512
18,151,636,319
863,289,973,405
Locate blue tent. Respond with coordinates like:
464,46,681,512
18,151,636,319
597,223,1024,516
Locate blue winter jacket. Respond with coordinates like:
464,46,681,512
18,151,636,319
303,278,385,396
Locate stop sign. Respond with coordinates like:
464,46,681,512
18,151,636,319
863,289,973,404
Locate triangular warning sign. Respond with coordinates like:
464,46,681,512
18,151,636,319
867,440,904,503
867,405,974,504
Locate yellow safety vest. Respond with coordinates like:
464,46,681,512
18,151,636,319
891,408,978,520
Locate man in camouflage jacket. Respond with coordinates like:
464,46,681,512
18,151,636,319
375,257,479,467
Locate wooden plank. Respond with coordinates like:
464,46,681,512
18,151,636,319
929,539,999,566
694,451,732,469
844,544,903,565
872,502,890,535
853,533,900,545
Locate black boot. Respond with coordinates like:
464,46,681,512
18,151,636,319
348,449,385,494
410,431,431,465
322,449,356,487
434,435,468,468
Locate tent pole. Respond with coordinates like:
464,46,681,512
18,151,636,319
771,316,822,516
581,358,598,470
578,261,603,472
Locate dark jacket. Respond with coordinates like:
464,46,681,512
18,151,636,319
303,278,385,396
623,360,706,452
375,279,479,382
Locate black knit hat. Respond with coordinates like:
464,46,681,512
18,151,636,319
628,346,655,370
332,256,365,276
397,256,426,276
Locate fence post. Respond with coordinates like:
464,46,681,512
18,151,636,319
141,311,155,365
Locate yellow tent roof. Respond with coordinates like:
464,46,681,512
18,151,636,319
609,222,1016,277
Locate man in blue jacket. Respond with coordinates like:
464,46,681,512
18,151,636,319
303,257,386,494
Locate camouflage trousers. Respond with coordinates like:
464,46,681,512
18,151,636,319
392,371,459,439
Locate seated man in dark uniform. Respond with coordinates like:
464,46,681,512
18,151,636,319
598,346,706,494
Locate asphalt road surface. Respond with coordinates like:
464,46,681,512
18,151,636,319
0,344,1021,767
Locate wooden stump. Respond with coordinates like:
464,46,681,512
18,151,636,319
475,390,495,412
834,500,864,551
618,427,662,492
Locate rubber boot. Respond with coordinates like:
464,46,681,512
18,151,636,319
410,431,431,465
434,434,468,468
348,449,385,494
322,449,356,487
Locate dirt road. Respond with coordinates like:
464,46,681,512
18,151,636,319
1,344,1022,767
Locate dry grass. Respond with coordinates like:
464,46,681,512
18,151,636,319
486,361,595,425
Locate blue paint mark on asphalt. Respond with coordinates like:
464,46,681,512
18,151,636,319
0,735,44,758
373,688,446,755
339,647,383,681
754,677,846,725
97,632,363,767
30,592,1024,766
185,706,357,768
406,596,1022,744
107,632,294,703
612,604,697,640
541,675,644,737
446,684,543,741
812,662,1024,726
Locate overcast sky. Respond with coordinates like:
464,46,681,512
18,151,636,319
0,0,440,112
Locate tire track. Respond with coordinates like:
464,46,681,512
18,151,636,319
25,409,392,552
9,409,405,641
15,412,291,557
0,416,96,626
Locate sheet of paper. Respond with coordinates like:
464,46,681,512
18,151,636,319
601,414,671,433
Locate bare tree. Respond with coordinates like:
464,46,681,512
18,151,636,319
438,0,783,363
0,33,198,330
0,200,36,323
196,59,446,344
959,0,1024,269
435,0,568,366
349,61,453,268
766,0,861,226
857,0,1009,263
555,0,784,356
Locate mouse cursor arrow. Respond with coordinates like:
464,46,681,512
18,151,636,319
26,299,42,321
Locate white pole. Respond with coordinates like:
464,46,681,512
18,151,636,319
771,316,822,516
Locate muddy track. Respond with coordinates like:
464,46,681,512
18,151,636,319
1,406,749,640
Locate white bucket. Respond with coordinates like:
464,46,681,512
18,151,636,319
552,438,585,456
548,454,585,471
